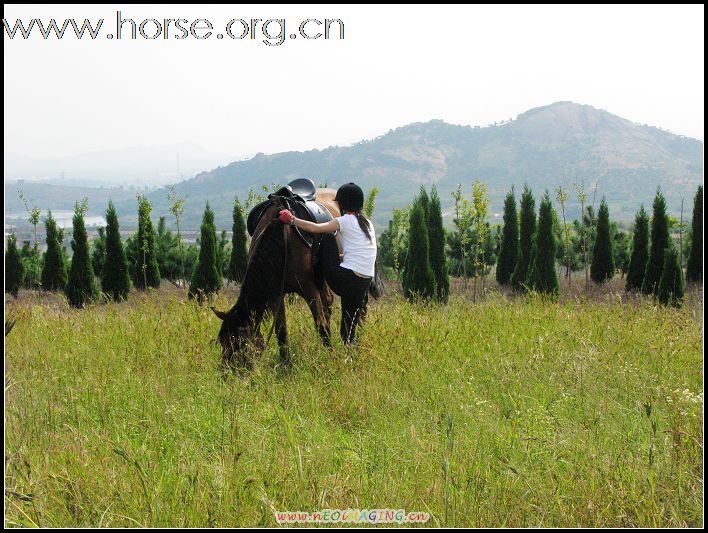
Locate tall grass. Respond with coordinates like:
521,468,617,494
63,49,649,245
4,287,703,527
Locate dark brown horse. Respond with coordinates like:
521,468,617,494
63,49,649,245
211,188,379,369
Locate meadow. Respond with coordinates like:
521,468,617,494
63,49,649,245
4,281,703,527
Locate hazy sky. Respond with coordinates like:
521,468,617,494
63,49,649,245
4,4,704,159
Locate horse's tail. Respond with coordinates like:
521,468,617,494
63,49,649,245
368,256,385,299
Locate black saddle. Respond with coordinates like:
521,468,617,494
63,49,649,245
287,178,317,201
246,178,333,248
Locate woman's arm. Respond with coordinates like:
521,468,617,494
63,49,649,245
292,217,340,234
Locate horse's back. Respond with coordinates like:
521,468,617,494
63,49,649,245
315,188,341,218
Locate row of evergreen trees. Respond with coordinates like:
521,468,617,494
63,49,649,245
495,188,561,295
6,184,703,309
5,196,250,308
383,182,702,307
624,186,703,306
401,186,450,302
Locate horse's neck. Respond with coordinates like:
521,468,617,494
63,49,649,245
232,213,284,326
233,292,265,329
234,253,274,323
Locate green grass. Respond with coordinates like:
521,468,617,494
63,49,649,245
4,287,703,527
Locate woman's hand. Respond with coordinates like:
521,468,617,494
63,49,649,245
279,209,295,225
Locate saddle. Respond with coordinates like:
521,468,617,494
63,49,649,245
246,178,334,248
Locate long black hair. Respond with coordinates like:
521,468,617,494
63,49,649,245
352,212,373,242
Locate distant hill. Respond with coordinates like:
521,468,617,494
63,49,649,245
138,102,703,229
6,102,703,231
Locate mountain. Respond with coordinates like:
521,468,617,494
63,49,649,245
136,102,702,229
6,102,703,231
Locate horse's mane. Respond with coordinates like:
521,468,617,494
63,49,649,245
228,207,286,324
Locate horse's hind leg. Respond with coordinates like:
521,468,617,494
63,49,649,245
302,285,332,348
320,285,334,344
274,297,291,367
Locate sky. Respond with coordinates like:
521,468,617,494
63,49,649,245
3,4,705,161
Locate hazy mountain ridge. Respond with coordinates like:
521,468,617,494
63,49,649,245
5,102,703,230
150,102,701,228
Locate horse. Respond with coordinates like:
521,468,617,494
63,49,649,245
211,188,382,370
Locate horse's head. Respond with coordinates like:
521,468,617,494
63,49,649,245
211,307,264,369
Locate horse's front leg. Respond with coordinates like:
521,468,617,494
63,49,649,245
274,297,291,367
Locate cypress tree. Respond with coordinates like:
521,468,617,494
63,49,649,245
41,210,68,291
5,233,25,298
527,191,559,297
217,230,229,278
657,242,684,307
510,185,536,290
686,185,702,283
496,188,519,285
189,203,222,301
155,216,171,278
418,185,430,223
65,200,98,308
590,198,615,283
102,201,131,301
228,198,248,283
625,206,649,291
641,190,669,296
135,195,161,290
428,187,449,302
403,202,436,301
91,227,107,278
60,236,70,272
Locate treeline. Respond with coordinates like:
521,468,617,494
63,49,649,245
5,183,702,309
379,183,702,307
5,189,250,308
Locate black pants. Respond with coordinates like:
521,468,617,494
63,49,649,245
320,233,371,344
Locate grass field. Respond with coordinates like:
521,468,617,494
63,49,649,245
4,282,704,527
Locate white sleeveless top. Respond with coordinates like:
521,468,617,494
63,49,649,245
335,214,377,277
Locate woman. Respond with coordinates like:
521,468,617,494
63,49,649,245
278,182,376,345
